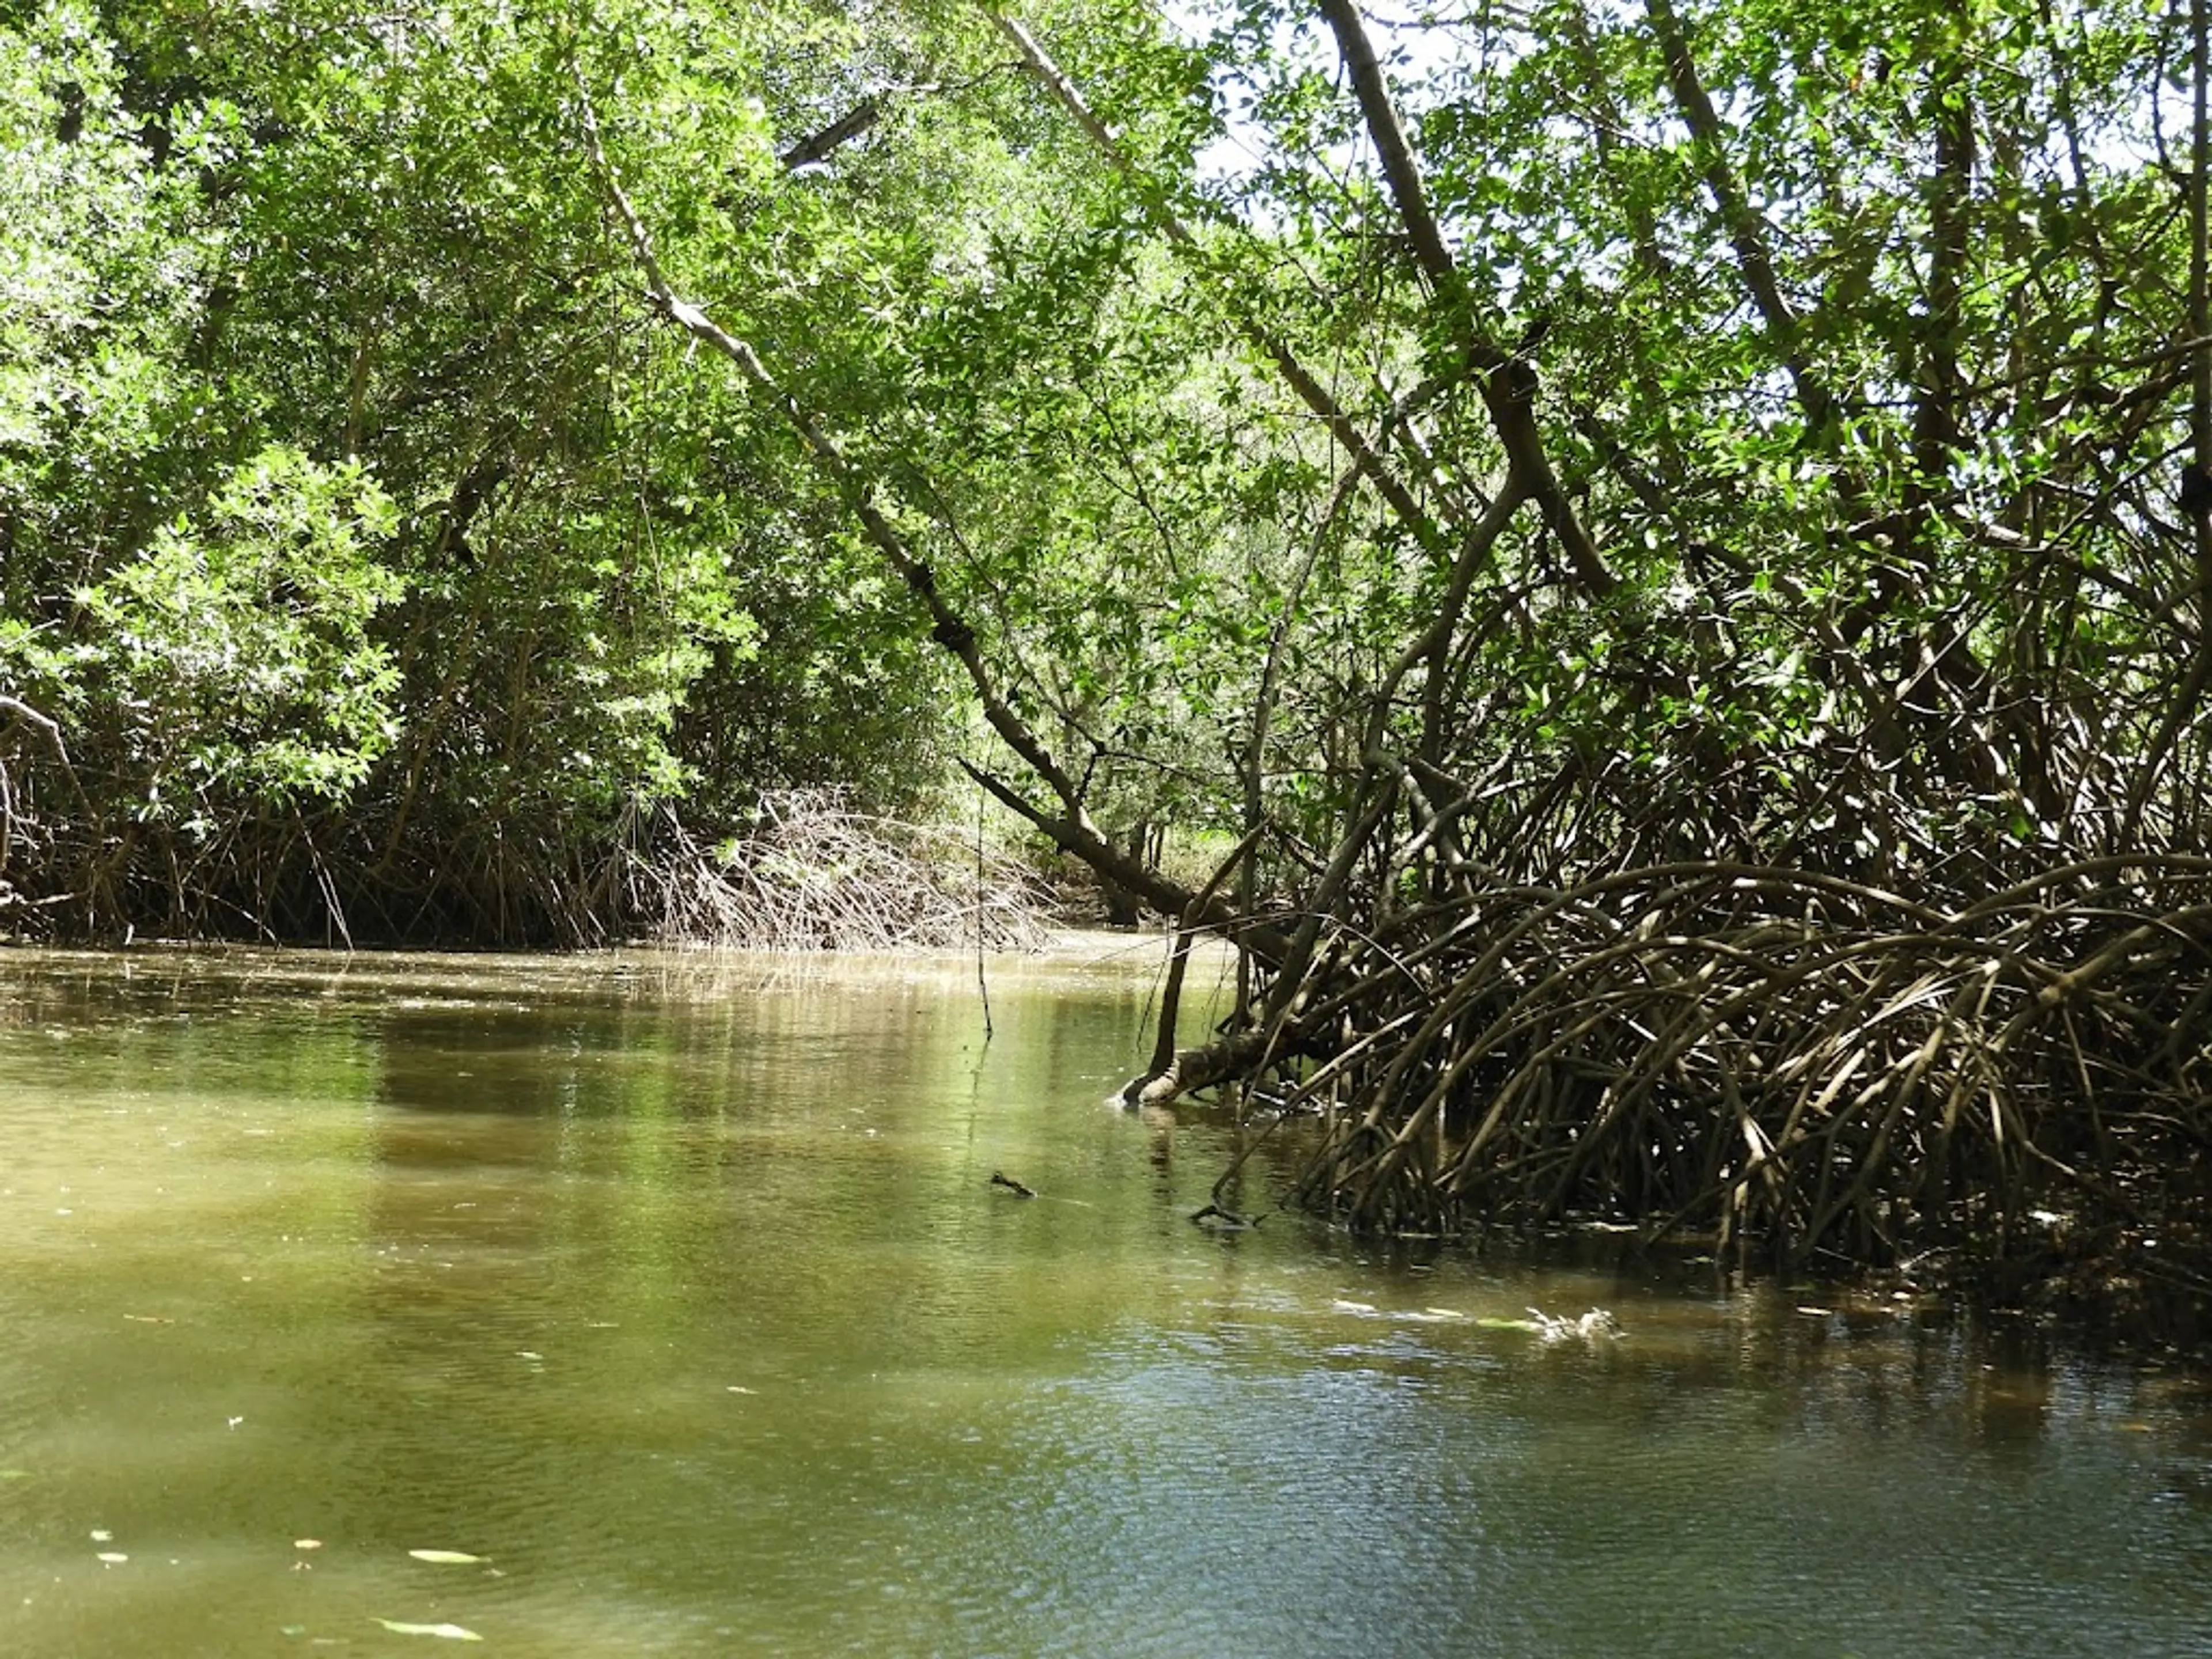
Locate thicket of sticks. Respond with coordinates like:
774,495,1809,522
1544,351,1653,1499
1283,854,2210,1267
654,789,1058,953
1177,716,2212,1297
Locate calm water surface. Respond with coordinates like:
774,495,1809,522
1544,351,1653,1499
2,942,2211,1657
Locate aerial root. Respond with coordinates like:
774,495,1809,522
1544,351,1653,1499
1211,855,2212,1277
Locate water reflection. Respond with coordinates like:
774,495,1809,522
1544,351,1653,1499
0,944,2209,1656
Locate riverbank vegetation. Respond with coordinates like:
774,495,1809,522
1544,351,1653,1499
653,789,1058,952
5,0,2212,1302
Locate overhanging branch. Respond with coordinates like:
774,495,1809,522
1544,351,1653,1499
1316,0,1618,597
575,73,1208,922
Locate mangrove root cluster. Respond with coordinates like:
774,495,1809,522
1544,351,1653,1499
1187,844,2212,1295
1291,862,2203,1265
653,789,1058,953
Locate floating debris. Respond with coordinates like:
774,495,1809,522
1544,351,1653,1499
1525,1307,1622,1343
371,1618,482,1641
988,1171,1037,1199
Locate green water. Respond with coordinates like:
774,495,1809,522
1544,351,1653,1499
2,942,2211,1658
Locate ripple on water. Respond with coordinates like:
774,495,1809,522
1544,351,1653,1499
3,948,2212,1658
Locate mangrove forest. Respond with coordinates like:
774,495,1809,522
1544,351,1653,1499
7,0,2212,1308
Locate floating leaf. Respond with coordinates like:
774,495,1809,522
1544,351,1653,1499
407,1549,483,1565
371,1618,483,1640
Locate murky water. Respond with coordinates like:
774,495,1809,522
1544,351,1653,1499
2,942,2211,1657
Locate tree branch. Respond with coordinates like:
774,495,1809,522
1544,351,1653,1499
1642,0,1836,431
0,694,94,816
1316,0,1617,596
576,73,1206,918
983,9,1459,565
779,99,884,171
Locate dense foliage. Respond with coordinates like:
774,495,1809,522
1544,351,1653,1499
0,0,957,941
